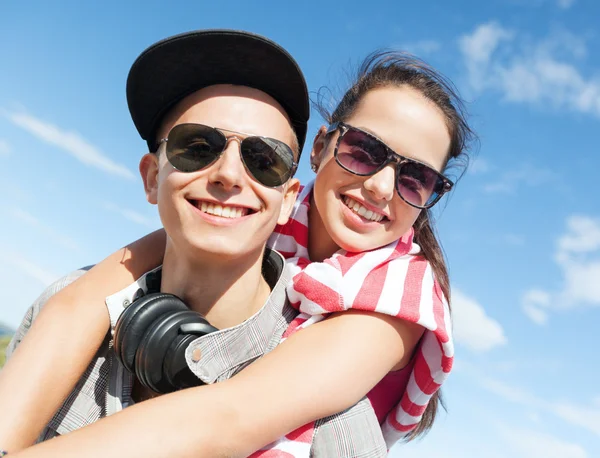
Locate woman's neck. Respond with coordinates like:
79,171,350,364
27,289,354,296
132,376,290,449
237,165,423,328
307,194,340,262
160,241,271,329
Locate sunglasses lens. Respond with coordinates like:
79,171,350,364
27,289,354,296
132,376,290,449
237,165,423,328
241,137,295,187
397,162,445,208
166,124,225,173
336,129,388,175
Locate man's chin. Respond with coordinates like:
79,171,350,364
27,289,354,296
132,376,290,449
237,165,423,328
183,238,264,262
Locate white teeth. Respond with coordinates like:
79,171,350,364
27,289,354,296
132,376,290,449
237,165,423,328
196,201,246,219
343,196,385,223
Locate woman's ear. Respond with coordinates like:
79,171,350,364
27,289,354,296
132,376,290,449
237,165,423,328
139,153,159,205
309,126,329,173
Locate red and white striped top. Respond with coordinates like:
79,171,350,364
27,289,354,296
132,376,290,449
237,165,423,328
256,182,454,455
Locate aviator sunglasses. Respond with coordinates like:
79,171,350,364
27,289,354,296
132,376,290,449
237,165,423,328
158,123,298,187
326,122,454,209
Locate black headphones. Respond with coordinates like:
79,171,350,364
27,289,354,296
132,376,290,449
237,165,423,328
113,269,218,394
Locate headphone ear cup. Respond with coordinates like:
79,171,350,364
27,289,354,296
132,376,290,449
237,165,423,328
135,310,211,393
163,314,218,390
113,293,188,373
163,333,202,390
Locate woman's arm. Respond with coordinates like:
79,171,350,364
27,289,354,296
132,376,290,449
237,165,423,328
0,229,166,450
11,309,424,458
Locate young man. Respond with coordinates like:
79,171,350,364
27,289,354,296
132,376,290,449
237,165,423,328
3,30,389,457
3,28,305,443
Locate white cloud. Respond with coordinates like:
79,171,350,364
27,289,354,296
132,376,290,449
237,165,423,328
101,201,159,228
523,215,600,324
459,23,600,118
499,425,588,458
459,22,514,92
9,207,80,251
452,289,507,352
2,110,135,180
557,215,600,258
0,139,10,157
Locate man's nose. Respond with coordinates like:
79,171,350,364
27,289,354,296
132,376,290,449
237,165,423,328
206,139,247,191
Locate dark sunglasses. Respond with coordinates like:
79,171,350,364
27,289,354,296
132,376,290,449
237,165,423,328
326,122,453,209
158,123,298,188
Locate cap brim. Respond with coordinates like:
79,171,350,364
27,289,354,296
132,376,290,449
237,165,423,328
126,30,309,153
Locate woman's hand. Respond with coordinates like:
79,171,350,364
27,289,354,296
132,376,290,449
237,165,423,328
0,229,167,451
10,309,422,457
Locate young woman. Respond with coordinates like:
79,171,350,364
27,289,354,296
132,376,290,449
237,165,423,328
2,46,475,457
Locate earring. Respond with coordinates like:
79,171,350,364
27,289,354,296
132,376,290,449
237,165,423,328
311,163,318,172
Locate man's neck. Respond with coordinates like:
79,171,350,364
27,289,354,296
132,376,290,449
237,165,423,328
159,242,271,329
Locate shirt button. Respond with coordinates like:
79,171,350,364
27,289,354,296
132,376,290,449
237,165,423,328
191,348,202,363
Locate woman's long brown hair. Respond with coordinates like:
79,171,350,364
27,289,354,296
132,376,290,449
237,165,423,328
315,50,477,439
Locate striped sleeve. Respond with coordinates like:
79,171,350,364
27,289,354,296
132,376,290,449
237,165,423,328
284,232,454,447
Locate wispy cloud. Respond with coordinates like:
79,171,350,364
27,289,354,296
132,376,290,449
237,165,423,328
522,288,551,325
522,215,600,323
459,22,600,118
498,424,588,458
509,0,577,9
0,139,11,157
557,0,576,9
502,233,526,246
101,201,159,228
452,289,507,352
2,110,136,180
552,402,600,436
483,163,557,194
467,157,491,175
400,40,441,56
0,251,59,287
462,363,600,438
9,207,80,251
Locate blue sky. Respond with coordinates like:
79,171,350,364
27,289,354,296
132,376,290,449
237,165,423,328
1,0,599,456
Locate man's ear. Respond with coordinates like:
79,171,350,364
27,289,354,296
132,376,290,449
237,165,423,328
139,153,159,205
309,126,328,173
277,178,301,226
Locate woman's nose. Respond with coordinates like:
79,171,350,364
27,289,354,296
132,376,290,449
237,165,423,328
362,164,396,201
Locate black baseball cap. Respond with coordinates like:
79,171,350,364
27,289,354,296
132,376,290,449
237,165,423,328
126,29,310,155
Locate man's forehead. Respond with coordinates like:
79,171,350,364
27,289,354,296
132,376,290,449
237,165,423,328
157,84,296,145
172,85,289,120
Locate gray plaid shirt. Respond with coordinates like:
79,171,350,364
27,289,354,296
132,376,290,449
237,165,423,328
8,250,387,457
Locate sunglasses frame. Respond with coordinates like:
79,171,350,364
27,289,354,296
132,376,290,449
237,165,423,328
157,123,298,188
326,122,454,209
